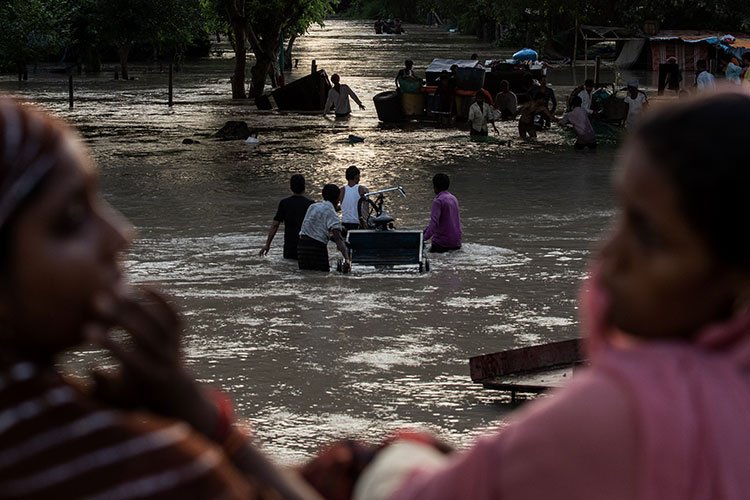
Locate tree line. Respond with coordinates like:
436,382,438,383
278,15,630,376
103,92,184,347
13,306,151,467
0,0,337,98
349,0,750,50
4,0,749,98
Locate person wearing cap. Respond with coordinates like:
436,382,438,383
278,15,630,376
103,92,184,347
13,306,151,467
623,81,648,128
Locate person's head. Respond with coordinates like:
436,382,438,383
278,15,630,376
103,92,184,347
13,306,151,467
743,52,750,65
627,81,639,98
450,64,458,74
322,184,340,204
570,95,583,108
470,53,478,60
696,59,707,71
404,59,413,69
432,173,450,193
540,75,547,86
345,165,360,182
599,91,750,340
290,174,305,194
499,80,510,92
330,73,340,85
475,91,485,103
584,79,595,91
0,98,132,358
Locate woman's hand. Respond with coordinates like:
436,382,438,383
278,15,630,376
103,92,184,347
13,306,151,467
86,285,219,438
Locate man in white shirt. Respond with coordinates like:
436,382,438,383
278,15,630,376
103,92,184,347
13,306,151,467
298,184,350,272
574,79,595,115
623,81,648,128
324,74,366,118
696,59,716,91
467,92,495,136
338,165,369,231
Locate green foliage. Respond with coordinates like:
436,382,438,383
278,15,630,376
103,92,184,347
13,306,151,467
344,0,750,43
0,0,64,69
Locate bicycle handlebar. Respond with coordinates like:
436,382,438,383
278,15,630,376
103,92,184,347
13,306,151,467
364,186,406,199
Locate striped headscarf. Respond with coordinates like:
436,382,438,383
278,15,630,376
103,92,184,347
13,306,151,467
0,98,72,231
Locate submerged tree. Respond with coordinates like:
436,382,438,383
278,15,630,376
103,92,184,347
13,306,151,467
211,0,337,99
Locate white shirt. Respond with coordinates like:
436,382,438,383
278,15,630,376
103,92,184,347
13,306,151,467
299,201,340,244
467,102,494,133
341,184,361,224
578,89,594,114
623,92,647,127
697,71,716,91
325,84,363,116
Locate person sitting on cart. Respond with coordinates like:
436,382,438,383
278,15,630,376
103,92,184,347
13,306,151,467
424,173,462,253
298,184,350,272
395,60,420,90
494,80,518,120
339,165,369,231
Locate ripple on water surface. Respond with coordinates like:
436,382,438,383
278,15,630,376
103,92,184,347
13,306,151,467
30,20,622,461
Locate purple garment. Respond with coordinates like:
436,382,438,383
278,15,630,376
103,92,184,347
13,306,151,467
423,190,462,248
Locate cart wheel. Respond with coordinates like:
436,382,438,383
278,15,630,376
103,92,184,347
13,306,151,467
336,259,343,272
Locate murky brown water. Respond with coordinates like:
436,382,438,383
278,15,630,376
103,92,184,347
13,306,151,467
1,20,638,463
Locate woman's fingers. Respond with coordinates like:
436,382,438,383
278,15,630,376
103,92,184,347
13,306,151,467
91,285,182,365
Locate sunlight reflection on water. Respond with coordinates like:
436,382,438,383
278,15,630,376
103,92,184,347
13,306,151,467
7,20,627,462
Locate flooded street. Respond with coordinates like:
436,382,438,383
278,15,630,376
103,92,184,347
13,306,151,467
2,20,623,462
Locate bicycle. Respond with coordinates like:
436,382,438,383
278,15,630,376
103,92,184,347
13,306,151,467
340,185,430,273
357,186,406,230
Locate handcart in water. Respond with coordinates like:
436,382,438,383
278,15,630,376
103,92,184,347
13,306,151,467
336,186,430,273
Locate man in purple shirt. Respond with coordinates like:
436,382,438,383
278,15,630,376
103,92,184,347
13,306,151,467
424,173,462,252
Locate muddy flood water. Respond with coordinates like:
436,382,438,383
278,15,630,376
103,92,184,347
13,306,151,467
2,20,632,463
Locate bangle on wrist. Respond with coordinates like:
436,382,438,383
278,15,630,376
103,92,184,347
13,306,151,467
209,389,250,458
210,388,235,443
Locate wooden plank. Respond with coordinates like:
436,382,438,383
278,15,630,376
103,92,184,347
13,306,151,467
469,339,582,382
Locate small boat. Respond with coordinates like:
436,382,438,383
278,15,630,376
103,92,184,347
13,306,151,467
469,338,584,402
268,70,331,112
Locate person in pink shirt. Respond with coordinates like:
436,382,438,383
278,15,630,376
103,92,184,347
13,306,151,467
423,173,462,253
346,90,750,500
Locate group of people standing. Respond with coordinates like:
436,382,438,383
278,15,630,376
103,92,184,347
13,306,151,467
259,167,462,272
465,75,600,150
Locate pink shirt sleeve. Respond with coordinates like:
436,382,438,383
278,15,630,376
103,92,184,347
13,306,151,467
423,197,442,240
390,370,638,500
